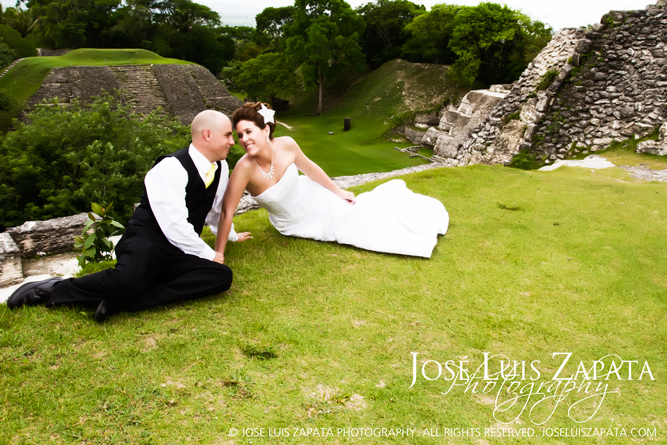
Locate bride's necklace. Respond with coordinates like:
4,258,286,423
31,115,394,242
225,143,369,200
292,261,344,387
254,148,275,179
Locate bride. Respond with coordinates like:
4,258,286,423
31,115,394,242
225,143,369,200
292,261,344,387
215,102,449,261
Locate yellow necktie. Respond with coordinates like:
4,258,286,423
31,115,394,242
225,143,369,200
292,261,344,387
205,163,216,188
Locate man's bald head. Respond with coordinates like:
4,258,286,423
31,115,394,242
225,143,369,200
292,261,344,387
191,109,235,162
191,109,230,142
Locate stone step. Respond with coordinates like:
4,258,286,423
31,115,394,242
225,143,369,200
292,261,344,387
441,111,472,130
110,65,169,115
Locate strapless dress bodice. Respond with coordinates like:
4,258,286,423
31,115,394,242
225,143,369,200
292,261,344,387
252,163,321,230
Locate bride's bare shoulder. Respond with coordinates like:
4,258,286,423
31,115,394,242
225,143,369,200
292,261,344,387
275,135,297,146
231,154,254,175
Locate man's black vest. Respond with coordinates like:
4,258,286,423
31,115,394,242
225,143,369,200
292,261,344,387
131,148,221,236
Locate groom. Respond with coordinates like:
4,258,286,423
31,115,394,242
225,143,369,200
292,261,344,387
7,109,249,322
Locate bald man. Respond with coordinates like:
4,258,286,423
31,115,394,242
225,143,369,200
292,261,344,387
7,110,250,322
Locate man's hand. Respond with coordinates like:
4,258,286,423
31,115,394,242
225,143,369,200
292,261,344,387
236,231,253,242
213,251,225,264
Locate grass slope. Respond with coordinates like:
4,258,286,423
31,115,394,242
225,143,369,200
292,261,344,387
1,155,665,444
278,60,468,177
0,48,191,132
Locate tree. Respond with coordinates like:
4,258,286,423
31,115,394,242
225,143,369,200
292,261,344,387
1,6,39,38
152,0,220,30
357,0,425,68
218,25,261,61
448,3,552,86
235,52,298,103
400,3,459,64
24,0,120,48
284,0,366,115
107,2,156,48
255,6,295,50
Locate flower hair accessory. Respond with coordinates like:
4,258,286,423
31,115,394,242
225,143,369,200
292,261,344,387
257,104,275,125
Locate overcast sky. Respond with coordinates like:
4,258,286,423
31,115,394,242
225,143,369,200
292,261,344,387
0,0,657,31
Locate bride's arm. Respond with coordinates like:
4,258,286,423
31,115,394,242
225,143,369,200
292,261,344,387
289,138,356,203
214,162,252,263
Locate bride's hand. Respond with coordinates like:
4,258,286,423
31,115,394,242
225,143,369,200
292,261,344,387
236,232,253,242
337,189,356,204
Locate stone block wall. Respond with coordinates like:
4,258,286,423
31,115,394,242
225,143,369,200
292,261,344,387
532,5,667,159
7,213,88,259
0,213,88,285
25,64,242,125
451,28,589,165
0,233,22,286
27,66,121,107
443,1,667,166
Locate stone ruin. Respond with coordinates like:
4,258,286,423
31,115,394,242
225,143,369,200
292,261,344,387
0,214,88,286
403,85,512,165
407,1,667,166
26,64,242,125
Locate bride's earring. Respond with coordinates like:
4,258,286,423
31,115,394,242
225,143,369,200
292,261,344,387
266,133,270,143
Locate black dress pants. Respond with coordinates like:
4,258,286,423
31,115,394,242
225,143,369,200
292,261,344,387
47,224,232,312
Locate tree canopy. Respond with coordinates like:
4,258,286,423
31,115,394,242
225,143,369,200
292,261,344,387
255,6,295,50
357,0,425,68
448,2,552,85
284,0,366,115
234,52,298,103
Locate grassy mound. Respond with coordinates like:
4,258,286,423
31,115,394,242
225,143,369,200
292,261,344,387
2,156,665,443
0,48,191,132
278,59,468,176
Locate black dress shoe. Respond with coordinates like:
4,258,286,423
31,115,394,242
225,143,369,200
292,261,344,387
94,300,123,322
7,278,65,309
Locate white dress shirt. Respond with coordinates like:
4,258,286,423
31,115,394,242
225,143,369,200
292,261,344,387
144,144,237,261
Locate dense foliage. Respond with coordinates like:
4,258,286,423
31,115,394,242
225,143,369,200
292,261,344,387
448,3,552,85
284,0,366,115
0,95,190,231
0,23,37,58
227,0,552,106
0,0,552,95
357,0,426,68
74,202,125,267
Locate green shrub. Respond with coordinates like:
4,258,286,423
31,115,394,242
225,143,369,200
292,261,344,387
74,202,125,267
0,38,15,71
502,108,521,125
0,94,190,230
509,149,545,170
75,260,117,277
537,69,559,90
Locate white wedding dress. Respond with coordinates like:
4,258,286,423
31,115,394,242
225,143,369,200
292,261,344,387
251,164,449,258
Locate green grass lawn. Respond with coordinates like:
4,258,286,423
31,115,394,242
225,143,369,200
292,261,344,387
274,116,429,177
1,159,665,443
0,48,191,132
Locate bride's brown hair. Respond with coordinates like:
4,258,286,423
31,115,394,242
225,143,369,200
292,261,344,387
232,102,276,140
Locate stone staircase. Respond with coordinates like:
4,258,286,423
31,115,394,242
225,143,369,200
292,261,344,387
0,58,25,80
405,85,510,163
110,65,169,115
